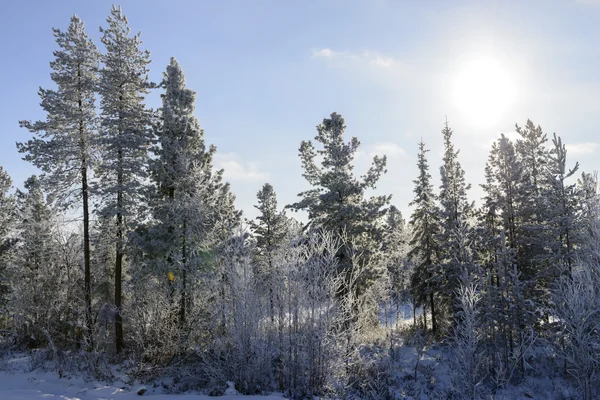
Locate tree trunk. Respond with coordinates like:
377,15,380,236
82,158,93,350
115,149,124,354
278,290,284,391
269,258,274,324
179,220,187,327
78,64,93,351
430,292,437,334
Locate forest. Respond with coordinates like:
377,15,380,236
0,5,599,400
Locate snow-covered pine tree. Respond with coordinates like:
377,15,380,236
11,176,59,347
248,183,290,388
18,15,99,349
545,133,579,276
97,5,153,353
408,139,441,333
479,134,538,380
250,183,287,322
0,167,15,310
478,140,505,360
150,57,240,332
382,205,413,327
576,171,600,263
287,112,390,316
552,266,600,400
515,121,548,209
383,205,405,252
513,121,553,309
552,171,600,400
494,135,524,251
515,121,549,249
251,183,288,266
437,120,474,326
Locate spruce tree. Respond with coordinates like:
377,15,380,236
18,15,100,349
251,183,287,264
437,120,473,323
382,205,412,323
97,5,153,353
408,140,441,333
250,183,287,321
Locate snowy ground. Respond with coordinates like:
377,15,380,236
0,340,580,400
0,354,285,400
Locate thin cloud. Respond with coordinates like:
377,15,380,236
355,142,405,161
214,152,269,182
368,142,405,157
311,48,396,69
312,48,333,58
365,52,395,69
566,142,600,156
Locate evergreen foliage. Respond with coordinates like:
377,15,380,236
8,6,600,398
437,120,474,324
97,5,154,353
408,139,441,333
288,112,390,305
18,15,100,349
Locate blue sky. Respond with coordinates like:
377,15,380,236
2,0,599,221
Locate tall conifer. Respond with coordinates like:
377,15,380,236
98,6,153,353
18,15,99,349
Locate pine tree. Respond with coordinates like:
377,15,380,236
408,140,441,333
0,168,13,237
546,133,579,275
479,134,539,378
437,120,473,324
514,121,550,285
151,57,239,327
439,121,472,230
18,15,100,349
382,205,412,322
0,167,15,309
382,205,406,265
515,121,548,189
97,5,153,353
250,183,287,319
252,183,287,258
288,112,390,302
247,183,295,389
577,171,600,262
11,176,58,346
494,135,523,250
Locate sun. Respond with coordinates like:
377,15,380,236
451,55,517,129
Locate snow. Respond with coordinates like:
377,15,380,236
0,354,286,400
0,344,580,400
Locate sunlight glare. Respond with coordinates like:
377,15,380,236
451,55,517,129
